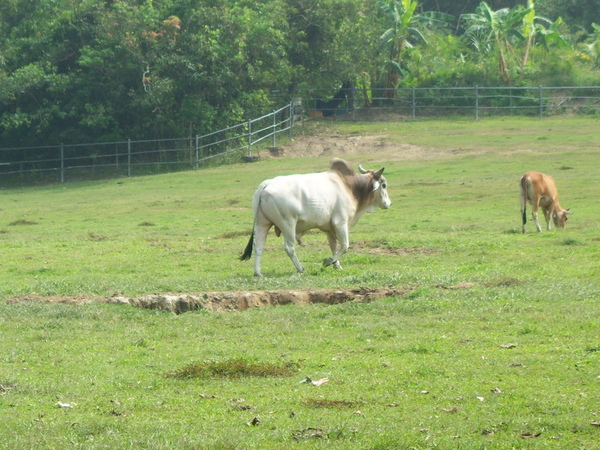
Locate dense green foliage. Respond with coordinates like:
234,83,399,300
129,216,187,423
0,0,598,148
0,118,599,448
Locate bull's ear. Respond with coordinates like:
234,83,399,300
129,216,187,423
372,180,380,191
374,167,385,178
358,164,368,174
564,209,572,215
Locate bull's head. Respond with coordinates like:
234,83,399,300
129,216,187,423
358,164,391,209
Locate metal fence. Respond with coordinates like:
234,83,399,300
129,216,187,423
0,103,294,183
2,86,599,183
301,85,600,119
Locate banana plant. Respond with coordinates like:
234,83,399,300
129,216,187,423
521,0,570,70
461,1,531,82
378,0,453,94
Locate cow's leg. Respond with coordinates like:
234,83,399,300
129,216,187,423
324,223,349,268
543,207,552,231
279,222,304,274
531,201,543,232
532,210,542,232
252,223,270,277
324,231,342,269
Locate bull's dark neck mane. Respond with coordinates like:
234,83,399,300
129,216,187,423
329,159,374,210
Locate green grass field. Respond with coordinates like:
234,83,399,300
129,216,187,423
1,117,599,448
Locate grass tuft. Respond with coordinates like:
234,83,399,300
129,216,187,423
561,238,580,246
166,358,300,379
87,231,109,241
8,219,37,226
484,277,522,287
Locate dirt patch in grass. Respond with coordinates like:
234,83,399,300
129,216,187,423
266,132,433,162
353,241,438,257
259,119,441,162
302,398,360,409
5,287,410,314
109,287,410,314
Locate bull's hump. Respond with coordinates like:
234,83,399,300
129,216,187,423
330,158,355,176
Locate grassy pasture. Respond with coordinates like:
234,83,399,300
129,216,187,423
0,117,599,448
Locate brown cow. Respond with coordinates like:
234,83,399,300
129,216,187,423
520,171,571,233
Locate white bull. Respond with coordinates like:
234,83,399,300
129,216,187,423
240,158,391,277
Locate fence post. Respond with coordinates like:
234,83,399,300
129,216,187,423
475,85,479,120
127,139,131,177
351,85,356,121
247,118,252,156
539,86,543,119
195,135,199,170
289,102,293,138
60,143,65,183
412,87,416,120
273,110,277,147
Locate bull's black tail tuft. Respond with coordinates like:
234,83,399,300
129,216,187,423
520,176,528,226
240,230,254,261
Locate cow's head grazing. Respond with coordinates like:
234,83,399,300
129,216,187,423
552,208,571,228
358,164,391,210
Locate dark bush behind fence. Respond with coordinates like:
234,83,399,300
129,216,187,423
2,86,599,183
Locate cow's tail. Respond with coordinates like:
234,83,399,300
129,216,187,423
240,230,254,261
520,175,528,226
240,181,268,261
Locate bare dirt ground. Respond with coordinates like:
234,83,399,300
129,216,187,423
6,288,412,314
262,119,436,162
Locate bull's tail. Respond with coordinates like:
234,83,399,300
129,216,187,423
520,175,528,226
240,229,254,261
240,181,269,262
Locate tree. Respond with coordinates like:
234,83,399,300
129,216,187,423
536,0,600,33
377,0,453,94
285,0,377,94
578,23,600,67
0,0,295,146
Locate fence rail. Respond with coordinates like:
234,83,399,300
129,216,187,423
0,103,294,183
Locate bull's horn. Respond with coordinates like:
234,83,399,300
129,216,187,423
374,167,385,178
564,209,572,215
358,164,368,174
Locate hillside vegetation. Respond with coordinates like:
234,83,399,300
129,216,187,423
2,0,599,148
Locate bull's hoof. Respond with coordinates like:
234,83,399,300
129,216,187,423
324,258,342,268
